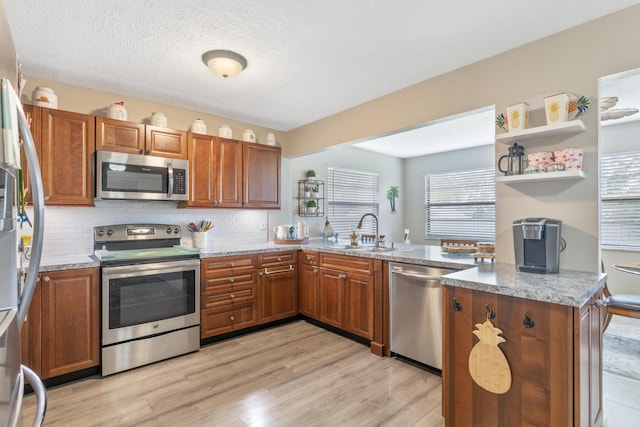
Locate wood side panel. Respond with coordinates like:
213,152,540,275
21,280,42,377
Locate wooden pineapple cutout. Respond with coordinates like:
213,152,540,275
468,308,512,394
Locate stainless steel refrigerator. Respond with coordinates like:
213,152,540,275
0,78,46,426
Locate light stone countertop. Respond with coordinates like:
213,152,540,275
37,239,605,307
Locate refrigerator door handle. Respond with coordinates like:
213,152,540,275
15,92,45,330
22,365,47,427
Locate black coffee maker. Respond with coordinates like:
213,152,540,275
512,218,562,274
498,143,525,176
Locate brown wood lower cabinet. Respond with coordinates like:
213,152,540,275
298,251,319,319
200,255,258,338
442,285,604,427
318,253,375,340
258,251,297,323
23,268,100,379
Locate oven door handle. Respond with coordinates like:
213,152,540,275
102,259,201,276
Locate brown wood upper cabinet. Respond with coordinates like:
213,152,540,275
96,117,187,159
182,134,242,208
243,142,281,209
39,108,95,206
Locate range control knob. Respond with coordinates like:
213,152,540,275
96,228,105,237
166,227,172,234
173,227,179,234
106,229,113,237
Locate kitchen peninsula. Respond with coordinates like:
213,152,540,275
34,241,606,427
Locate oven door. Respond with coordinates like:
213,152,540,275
102,258,200,345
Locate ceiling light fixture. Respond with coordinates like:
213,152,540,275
202,50,247,79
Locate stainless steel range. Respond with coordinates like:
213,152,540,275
93,224,201,376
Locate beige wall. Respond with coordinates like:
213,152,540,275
19,76,287,154
286,5,640,272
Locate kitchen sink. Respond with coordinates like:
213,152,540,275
356,246,397,252
328,244,360,250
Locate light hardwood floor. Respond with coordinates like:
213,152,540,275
20,320,640,426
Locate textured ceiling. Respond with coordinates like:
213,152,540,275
4,1,640,132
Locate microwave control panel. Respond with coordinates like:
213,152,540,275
173,169,186,194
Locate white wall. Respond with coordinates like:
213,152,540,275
289,145,404,242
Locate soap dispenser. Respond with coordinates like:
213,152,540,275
323,216,334,239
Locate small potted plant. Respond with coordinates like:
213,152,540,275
306,199,317,214
310,185,320,199
306,169,316,180
304,185,311,198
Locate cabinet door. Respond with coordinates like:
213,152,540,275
318,268,344,329
145,125,187,159
40,268,100,379
298,263,319,319
243,142,280,208
186,133,217,207
95,117,145,154
343,272,373,339
258,267,298,323
217,137,243,207
21,279,42,376
41,108,95,205
442,286,574,427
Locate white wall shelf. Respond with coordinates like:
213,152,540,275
495,120,585,144
496,170,585,184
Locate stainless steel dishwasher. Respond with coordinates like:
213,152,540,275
389,262,456,370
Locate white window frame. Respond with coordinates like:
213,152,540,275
425,167,496,240
327,166,379,236
600,150,640,250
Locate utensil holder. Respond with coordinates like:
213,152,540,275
193,232,208,249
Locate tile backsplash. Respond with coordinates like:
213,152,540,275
23,200,268,257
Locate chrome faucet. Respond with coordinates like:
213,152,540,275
356,213,383,247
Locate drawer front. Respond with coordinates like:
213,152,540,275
319,253,374,275
201,301,258,338
202,270,257,290
202,255,257,277
201,283,257,308
258,251,297,268
299,250,319,266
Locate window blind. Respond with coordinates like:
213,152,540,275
425,167,495,240
601,150,640,249
327,166,379,236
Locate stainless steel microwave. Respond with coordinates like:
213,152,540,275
96,151,188,201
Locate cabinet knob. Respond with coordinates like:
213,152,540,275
230,316,235,321
229,262,235,268
36,277,40,283
339,273,347,280
277,257,282,262
42,276,50,282
305,256,312,261
313,268,318,273
523,312,535,328
229,278,235,283
230,294,235,299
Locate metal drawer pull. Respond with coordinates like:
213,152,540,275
262,265,294,275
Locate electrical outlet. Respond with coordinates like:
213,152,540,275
259,221,267,230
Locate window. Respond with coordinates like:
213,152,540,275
425,167,495,240
601,150,640,249
327,166,379,235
